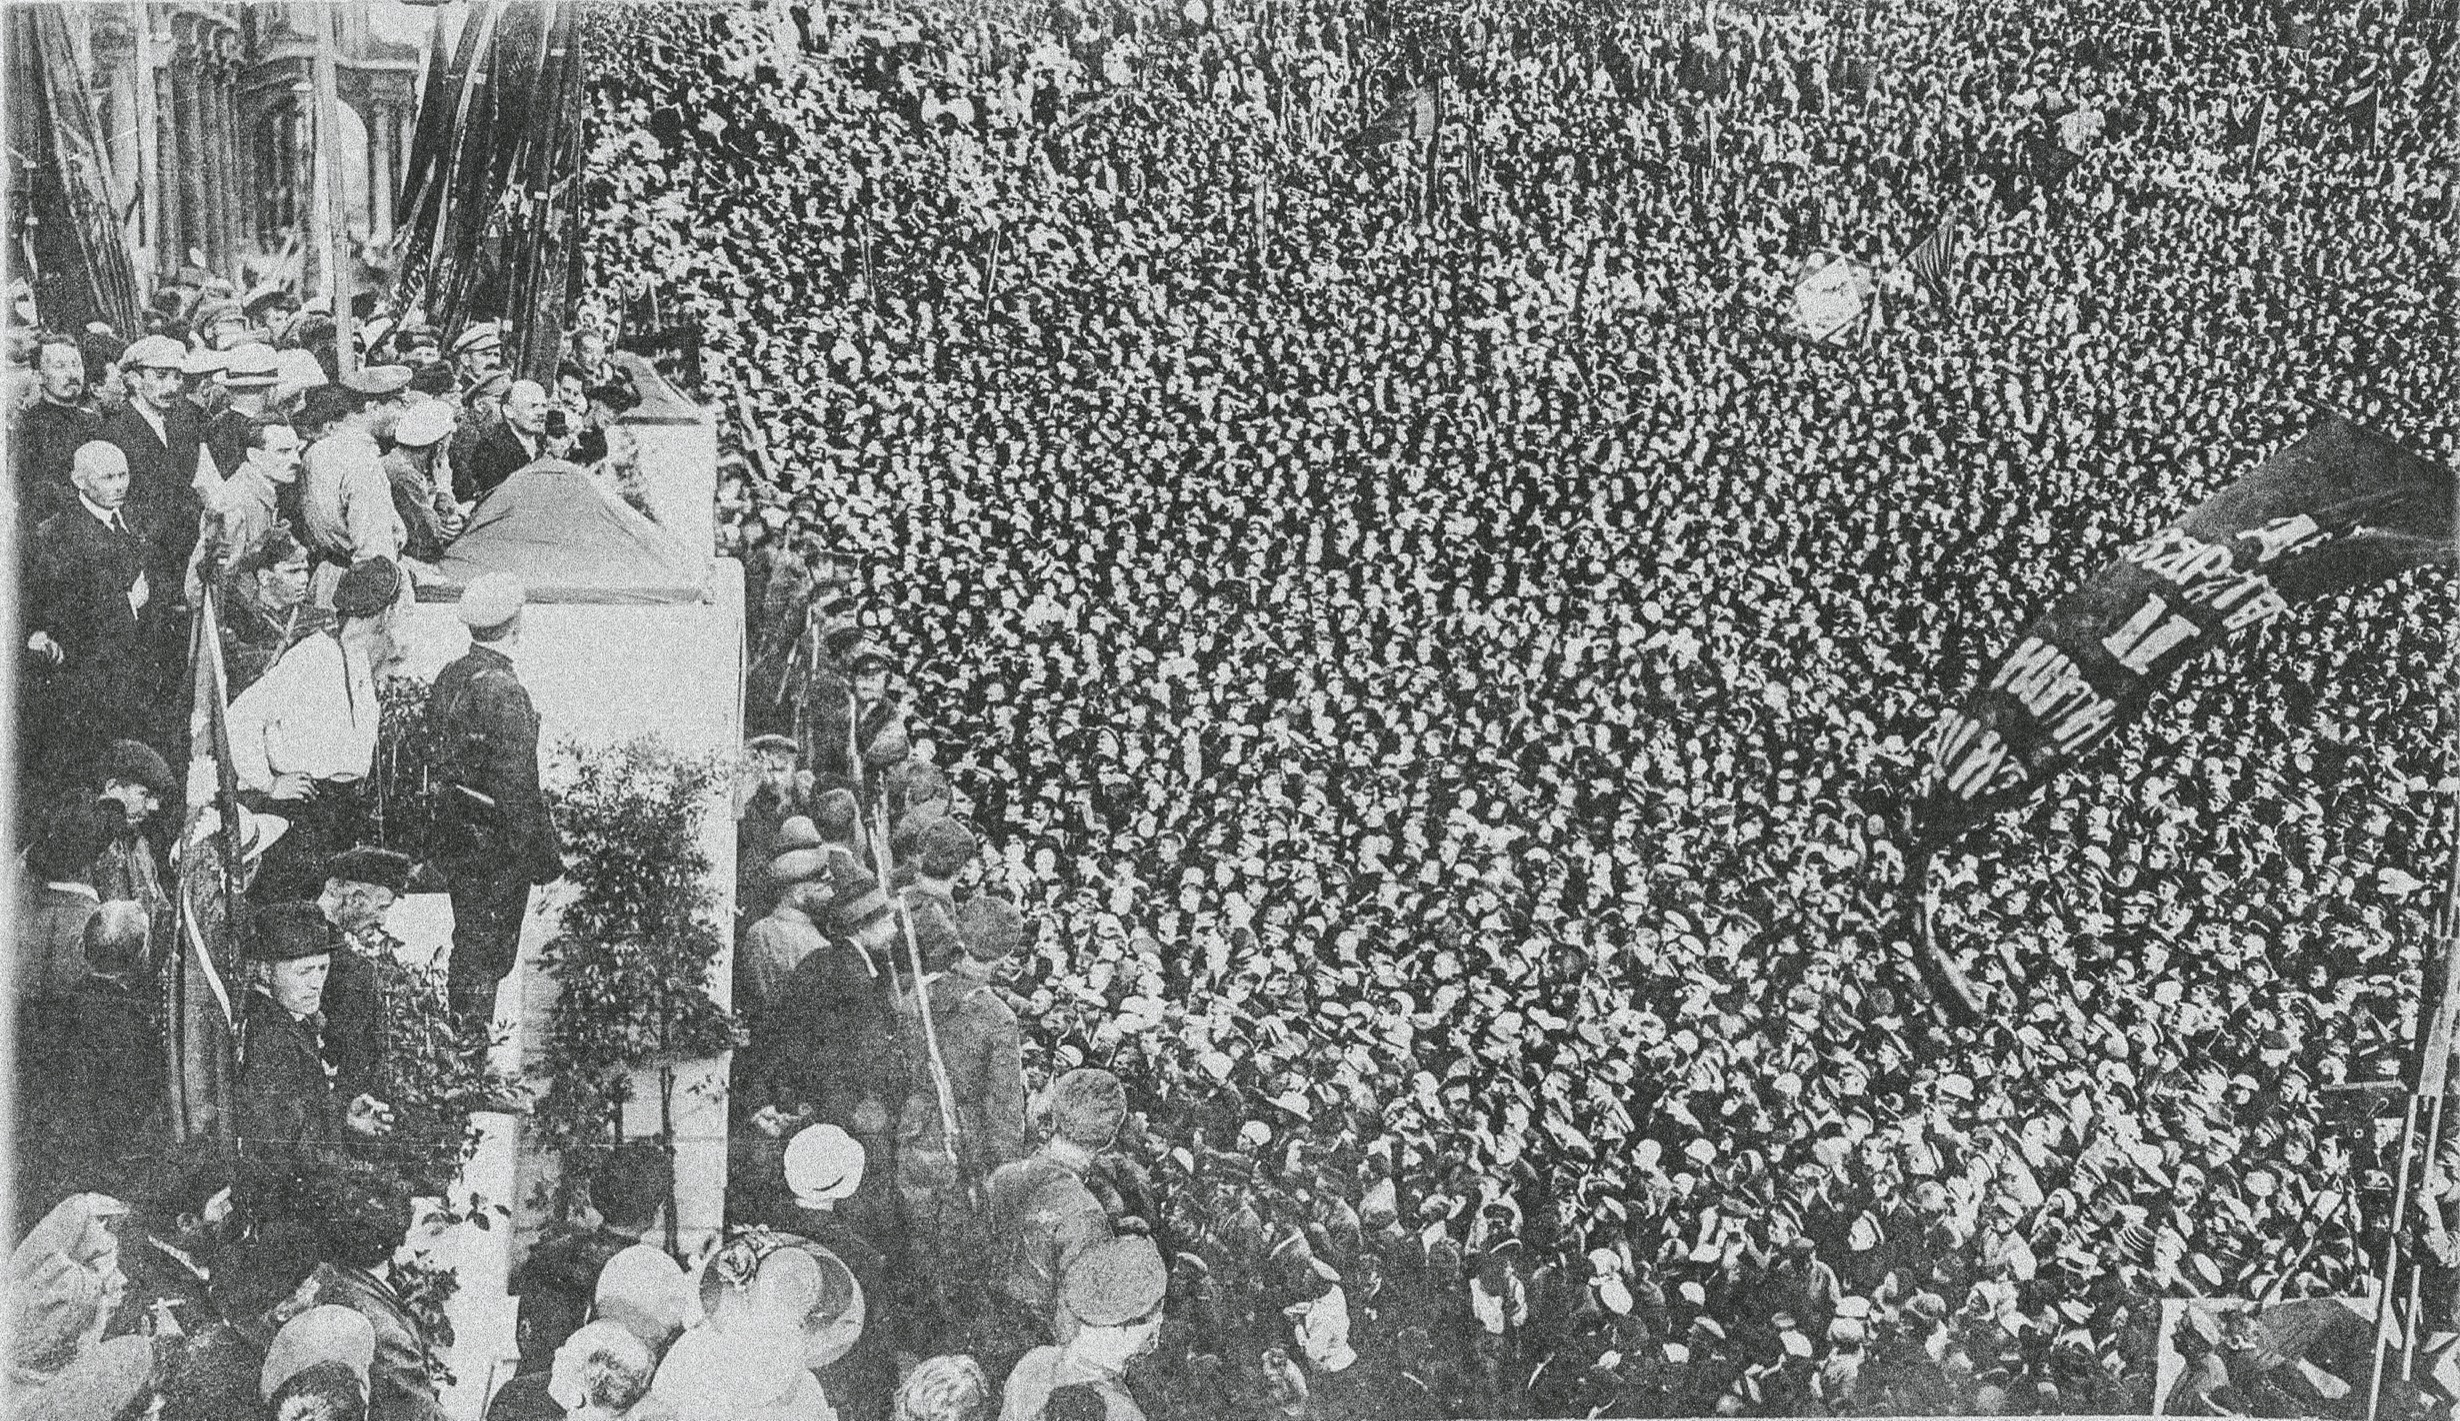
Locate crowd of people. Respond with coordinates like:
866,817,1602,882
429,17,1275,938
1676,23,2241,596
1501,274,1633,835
12,0,2460,1416
596,0,2459,1415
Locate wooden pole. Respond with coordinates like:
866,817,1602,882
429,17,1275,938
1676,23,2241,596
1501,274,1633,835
314,3,355,376
132,0,164,298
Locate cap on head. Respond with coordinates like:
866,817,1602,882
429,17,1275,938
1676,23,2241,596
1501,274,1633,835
1049,1067,1128,1147
254,901,337,962
915,817,978,879
220,343,280,387
260,1305,376,1401
392,400,455,449
97,738,175,796
331,557,402,618
957,893,1024,961
458,572,526,634
121,334,188,371
1061,1235,1167,1327
450,321,503,357
342,364,412,398
325,846,412,896
775,815,824,853
783,1124,865,1203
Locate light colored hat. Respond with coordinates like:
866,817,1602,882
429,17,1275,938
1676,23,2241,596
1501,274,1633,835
260,1304,376,1400
187,805,290,864
1062,1235,1168,1326
451,320,503,355
182,345,230,379
392,400,455,449
595,1245,691,1349
220,342,280,387
457,572,526,629
342,363,412,397
784,1124,865,1204
122,334,188,370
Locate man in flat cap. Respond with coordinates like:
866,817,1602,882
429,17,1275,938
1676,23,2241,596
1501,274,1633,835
228,556,400,899
343,363,416,448
425,573,563,1024
450,320,505,387
297,384,406,606
998,1236,1167,1421
235,901,398,1170
101,333,216,568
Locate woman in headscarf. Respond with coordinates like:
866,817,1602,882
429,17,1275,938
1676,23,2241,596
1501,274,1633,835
10,1193,133,1397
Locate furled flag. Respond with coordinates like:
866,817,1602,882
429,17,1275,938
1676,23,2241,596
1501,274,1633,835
2342,85,2380,148
1343,85,1438,152
2221,93,2271,175
1911,418,2456,844
1901,217,1960,307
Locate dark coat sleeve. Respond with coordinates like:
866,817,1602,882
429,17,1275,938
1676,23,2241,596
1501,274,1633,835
428,656,562,883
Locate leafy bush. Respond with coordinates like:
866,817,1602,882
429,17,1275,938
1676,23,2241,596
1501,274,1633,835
372,674,445,865
533,735,745,1196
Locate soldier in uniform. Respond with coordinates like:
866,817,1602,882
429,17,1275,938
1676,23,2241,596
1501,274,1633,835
982,1068,1129,1376
424,573,564,1024
233,902,397,1181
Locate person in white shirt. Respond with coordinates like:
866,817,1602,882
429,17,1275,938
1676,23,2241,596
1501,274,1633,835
296,384,407,608
226,556,401,900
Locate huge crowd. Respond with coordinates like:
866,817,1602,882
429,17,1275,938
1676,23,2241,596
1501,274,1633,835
12,0,2460,1417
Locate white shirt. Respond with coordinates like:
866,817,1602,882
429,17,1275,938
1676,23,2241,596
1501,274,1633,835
226,632,377,791
301,427,405,561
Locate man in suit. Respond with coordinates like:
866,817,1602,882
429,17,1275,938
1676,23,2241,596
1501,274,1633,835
233,902,398,1172
14,331,102,532
24,441,173,777
425,574,563,1024
101,334,214,571
456,378,549,507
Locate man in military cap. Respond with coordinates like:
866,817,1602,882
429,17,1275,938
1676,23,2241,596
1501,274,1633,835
343,363,417,448
383,400,462,562
229,557,401,900
998,1236,1168,1421
984,1067,1128,1369
235,901,398,1169
425,573,563,1024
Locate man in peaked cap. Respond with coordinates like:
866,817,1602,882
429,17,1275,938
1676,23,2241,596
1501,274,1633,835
425,572,563,1024
998,1236,1167,1421
450,320,505,385
382,399,462,562
984,1067,1128,1370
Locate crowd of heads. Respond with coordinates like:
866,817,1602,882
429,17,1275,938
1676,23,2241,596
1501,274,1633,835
596,0,2458,1414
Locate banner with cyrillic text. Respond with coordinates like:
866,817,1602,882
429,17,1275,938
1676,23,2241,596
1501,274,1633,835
1913,418,2454,843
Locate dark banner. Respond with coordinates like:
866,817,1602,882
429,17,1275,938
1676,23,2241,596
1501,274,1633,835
1913,418,2455,844
6,6,143,336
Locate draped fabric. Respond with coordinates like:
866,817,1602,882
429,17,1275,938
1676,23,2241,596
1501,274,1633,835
6,6,143,337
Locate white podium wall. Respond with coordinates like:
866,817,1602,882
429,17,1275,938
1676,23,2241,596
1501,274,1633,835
385,562,745,1416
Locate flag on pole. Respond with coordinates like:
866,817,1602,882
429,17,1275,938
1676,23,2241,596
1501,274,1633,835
2222,92,2271,176
1910,418,2457,845
1902,216,1960,306
1342,85,1437,152
2342,85,2380,148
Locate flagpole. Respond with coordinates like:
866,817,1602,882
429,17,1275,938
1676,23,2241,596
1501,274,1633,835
314,3,355,378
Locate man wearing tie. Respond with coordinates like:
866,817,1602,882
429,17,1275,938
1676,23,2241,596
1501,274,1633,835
23,440,172,786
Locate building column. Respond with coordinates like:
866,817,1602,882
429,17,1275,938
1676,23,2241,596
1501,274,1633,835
168,20,206,276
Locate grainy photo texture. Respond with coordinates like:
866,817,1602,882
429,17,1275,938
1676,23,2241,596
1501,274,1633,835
5,2,2459,1420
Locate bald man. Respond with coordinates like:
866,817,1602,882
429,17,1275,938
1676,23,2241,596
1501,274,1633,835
26,441,175,779
458,378,550,506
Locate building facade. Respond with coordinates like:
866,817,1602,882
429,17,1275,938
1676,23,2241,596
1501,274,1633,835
46,2,423,290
